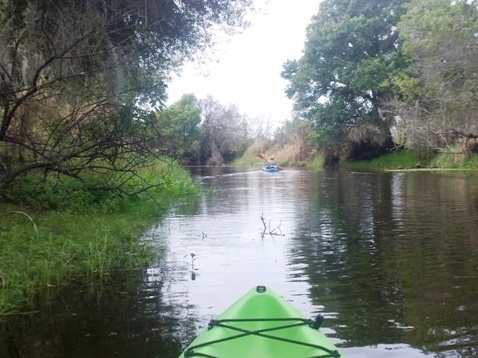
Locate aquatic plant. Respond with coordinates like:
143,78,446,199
0,158,199,319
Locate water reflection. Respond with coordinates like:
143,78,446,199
2,168,477,357
152,168,478,357
0,273,183,358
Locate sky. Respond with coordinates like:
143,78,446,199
166,1,322,129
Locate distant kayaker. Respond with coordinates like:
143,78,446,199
266,156,276,168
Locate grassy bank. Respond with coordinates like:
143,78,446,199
0,158,199,319
233,141,478,172
232,139,325,169
341,150,478,171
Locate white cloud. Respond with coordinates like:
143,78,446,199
166,1,321,128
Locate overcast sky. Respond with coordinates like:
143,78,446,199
166,1,322,128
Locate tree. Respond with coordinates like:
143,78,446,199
282,0,410,161
200,96,251,165
153,94,201,162
392,0,478,153
273,118,315,163
0,0,253,196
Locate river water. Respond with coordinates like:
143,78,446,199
2,167,478,357
146,167,478,357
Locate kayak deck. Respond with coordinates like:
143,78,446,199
261,165,280,172
179,286,343,358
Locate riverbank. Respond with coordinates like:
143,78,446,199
341,150,478,171
234,144,478,171
0,159,199,320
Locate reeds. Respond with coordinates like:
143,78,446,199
0,158,199,319
341,150,424,171
0,211,151,317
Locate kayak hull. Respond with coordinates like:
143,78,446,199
179,286,343,358
261,166,280,172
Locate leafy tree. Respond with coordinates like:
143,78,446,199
200,96,251,165
0,0,252,197
282,0,410,160
393,0,478,152
153,94,201,162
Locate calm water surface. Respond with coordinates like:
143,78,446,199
2,167,478,357
146,167,478,357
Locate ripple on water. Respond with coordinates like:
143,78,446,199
150,168,478,357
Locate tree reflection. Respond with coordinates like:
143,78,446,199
290,171,478,354
0,270,187,358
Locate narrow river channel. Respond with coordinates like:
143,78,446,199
2,167,478,357
145,167,478,357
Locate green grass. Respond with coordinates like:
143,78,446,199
0,208,156,318
341,150,478,171
429,152,478,169
232,141,324,169
231,143,269,167
342,150,426,171
0,158,199,319
306,154,325,170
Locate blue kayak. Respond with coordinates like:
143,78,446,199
262,165,280,172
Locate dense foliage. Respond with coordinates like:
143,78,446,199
282,0,409,160
0,0,253,199
153,94,202,160
391,0,478,153
199,96,253,165
282,0,478,164
151,94,253,166
0,159,199,319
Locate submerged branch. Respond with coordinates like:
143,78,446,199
260,213,284,237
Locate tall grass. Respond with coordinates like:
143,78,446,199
341,150,424,171
430,152,478,169
232,140,324,169
0,158,199,319
342,150,478,171
232,140,271,167
0,207,154,318
306,154,325,170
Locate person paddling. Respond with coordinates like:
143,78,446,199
266,156,276,168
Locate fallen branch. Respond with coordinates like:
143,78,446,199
260,213,284,237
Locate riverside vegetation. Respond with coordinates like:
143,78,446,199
234,136,478,172
0,0,251,326
163,0,478,171
2,0,478,333
0,158,199,321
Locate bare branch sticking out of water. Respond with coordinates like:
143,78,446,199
190,253,197,280
260,213,284,237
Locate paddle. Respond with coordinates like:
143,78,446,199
257,153,268,162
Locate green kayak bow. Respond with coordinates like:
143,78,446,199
179,286,344,358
